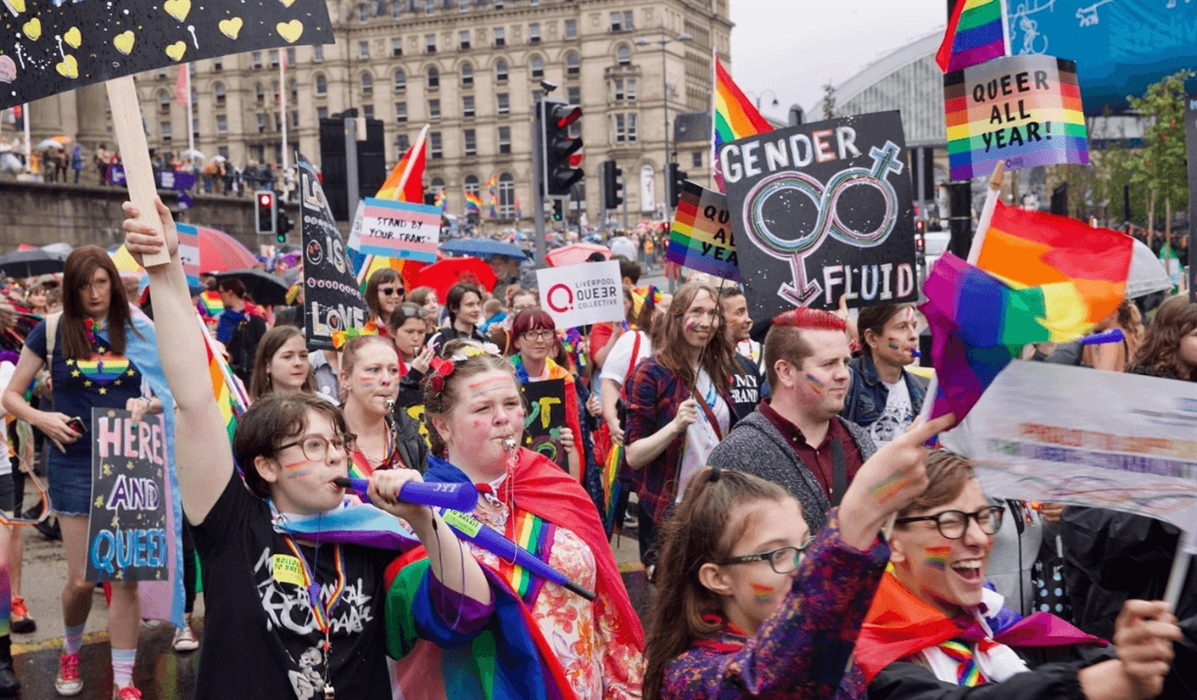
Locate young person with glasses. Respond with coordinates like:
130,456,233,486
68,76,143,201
838,451,1181,700
642,414,955,699
364,268,404,337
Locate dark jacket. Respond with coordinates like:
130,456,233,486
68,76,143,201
427,325,490,357
389,404,430,473
841,354,927,429
706,410,875,533
224,312,267,385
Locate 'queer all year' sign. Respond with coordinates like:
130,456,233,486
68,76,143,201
300,153,368,350
86,409,169,583
536,260,625,330
945,55,1090,181
721,111,917,321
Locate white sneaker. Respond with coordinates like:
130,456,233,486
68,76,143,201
172,623,199,652
55,653,83,696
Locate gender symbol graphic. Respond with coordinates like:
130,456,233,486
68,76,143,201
742,141,904,306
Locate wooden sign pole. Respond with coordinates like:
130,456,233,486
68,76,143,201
106,75,173,268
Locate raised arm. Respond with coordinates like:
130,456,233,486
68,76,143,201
121,198,232,525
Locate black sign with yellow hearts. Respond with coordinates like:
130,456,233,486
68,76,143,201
0,0,331,110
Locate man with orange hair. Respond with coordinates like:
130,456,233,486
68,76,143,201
706,308,876,532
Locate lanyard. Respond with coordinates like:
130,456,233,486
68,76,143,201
281,536,346,646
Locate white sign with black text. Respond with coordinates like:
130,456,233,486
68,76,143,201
536,261,626,330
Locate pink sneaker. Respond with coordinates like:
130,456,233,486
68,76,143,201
55,653,82,696
113,684,142,700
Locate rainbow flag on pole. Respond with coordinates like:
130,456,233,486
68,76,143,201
935,0,1009,73
712,50,772,192
487,174,499,219
464,190,483,214
197,314,248,443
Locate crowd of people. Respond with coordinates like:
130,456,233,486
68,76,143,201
0,196,1187,700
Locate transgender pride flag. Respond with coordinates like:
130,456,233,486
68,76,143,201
356,198,442,263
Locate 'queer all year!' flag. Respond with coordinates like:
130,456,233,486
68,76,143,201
666,180,740,281
946,55,1089,180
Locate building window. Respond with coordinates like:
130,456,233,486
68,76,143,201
494,27,505,47
394,69,406,92
614,114,637,142
462,63,474,86
528,23,540,44
257,114,266,133
392,0,402,19
497,92,510,115
275,113,282,131
291,111,300,128
216,114,228,134
392,38,403,56
613,80,623,100
253,144,265,162
313,45,324,62
692,151,703,168
427,66,439,88
425,34,436,53
218,146,229,159
564,18,577,40
623,10,634,30
495,59,508,82
529,0,539,5
272,80,280,100
290,79,298,99
430,132,443,158
359,3,369,22
425,0,435,14
157,67,167,79
494,0,504,8
269,49,280,68
213,56,223,71
627,79,636,101
463,95,475,117
530,56,543,79
286,48,296,66
255,83,265,104
395,102,407,123
315,74,327,94
464,129,477,156
567,86,580,105
617,44,631,65
362,105,373,120
161,121,172,141
460,0,469,11
464,174,480,198
627,113,637,142
459,30,470,49
428,98,441,120
361,72,373,92
396,133,410,152
610,11,635,32
251,51,262,69
158,90,171,113
214,82,226,106
318,107,328,120
498,126,511,154
498,173,514,218
563,52,581,77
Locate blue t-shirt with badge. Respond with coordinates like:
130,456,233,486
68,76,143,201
25,319,145,470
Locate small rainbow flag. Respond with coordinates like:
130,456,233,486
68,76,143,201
514,195,522,220
601,444,623,538
198,290,223,319
945,55,1089,180
486,174,499,219
198,315,247,443
376,138,426,203
666,180,740,281
433,189,447,214
712,50,772,192
464,190,483,214
936,0,1008,73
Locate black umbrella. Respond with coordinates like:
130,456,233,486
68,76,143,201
214,268,290,306
0,249,68,278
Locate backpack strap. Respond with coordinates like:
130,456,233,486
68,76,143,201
45,312,62,359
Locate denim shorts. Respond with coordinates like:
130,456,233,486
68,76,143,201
48,455,93,517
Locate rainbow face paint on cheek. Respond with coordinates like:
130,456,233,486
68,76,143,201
925,545,952,570
749,582,775,603
684,317,700,333
887,340,902,351
281,458,317,478
804,373,825,395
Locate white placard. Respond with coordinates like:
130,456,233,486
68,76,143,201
536,261,625,330
948,361,1197,533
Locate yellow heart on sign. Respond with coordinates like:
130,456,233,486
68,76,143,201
218,17,243,39
276,19,303,43
22,17,40,41
165,41,186,61
163,0,190,22
63,26,82,49
113,31,135,55
55,54,78,79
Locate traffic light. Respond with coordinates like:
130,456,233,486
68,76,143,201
600,161,623,210
255,190,277,236
914,219,926,267
667,163,688,209
541,99,583,196
276,210,294,245
552,199,564,223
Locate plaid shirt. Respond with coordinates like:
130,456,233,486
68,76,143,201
624,357,735,524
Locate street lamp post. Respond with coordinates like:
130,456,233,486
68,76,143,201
746,89,780,112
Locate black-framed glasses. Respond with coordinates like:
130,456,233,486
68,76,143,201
379,286,405,297
277,433,357,462
720,535,816,574
521,330,555,342
894,505,1005,540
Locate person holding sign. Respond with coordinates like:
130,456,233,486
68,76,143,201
508,309,588,481
838,451,1182,700
120,198,493,699
625,284,739,571
427,283,488,356
338,335,428,475
1,248,165,698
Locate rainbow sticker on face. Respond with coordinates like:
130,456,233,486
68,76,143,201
76,353,131,385
749,582,775,603
925,545,952,570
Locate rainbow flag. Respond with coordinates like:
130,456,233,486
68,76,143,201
376,139,426,202
666,180,740,280
936,0,1007,73
514,195,522,220
198,290,223,319
945,55,1089,180
433,189,447,214
197,315,247,444
486,174,499,219
464,190,483,214
712,50,772,192
601,444,623,538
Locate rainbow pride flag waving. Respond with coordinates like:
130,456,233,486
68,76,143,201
936,0,1008,73
712,50,772,192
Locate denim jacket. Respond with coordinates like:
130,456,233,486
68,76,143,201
840,354,927,429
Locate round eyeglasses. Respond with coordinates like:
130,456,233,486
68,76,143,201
277,433,357,462
894,505,1005,540
719,534,816,574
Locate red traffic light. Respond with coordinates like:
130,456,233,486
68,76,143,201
551,104,582,129
915,236,926,251
258,192,274,207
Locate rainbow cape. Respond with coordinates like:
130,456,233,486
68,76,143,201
712,50,771,192
935,0,1008,73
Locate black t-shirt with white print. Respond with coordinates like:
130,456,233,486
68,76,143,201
192,473,395,700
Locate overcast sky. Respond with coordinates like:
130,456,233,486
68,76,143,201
728,0,949,121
